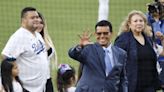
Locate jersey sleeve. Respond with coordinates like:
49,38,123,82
1,34,25,58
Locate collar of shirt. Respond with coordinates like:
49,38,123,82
103,43,112,52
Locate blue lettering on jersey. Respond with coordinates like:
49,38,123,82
32,40,45,55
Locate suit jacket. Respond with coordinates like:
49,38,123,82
68,43,128,92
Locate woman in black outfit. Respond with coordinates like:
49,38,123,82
114,10,164,92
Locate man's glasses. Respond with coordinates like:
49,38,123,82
96,32,109,36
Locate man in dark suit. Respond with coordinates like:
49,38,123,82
68,20,128,92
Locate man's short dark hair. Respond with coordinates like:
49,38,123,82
21,7,36,18
95,20,113,33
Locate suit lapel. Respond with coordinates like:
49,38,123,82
95,43,106,75
95,44,121,77
111,46,118,66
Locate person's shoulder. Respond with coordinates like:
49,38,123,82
115,46,127,59
113,45,127,54
5,27,26,42
119,32,131,37
12,27,28,37
115,32,131,42
15,27,26,33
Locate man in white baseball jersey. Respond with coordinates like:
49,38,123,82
1,7,49,92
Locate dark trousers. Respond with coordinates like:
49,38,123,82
159,61,164,92
45,78,54,92
135,87,156,92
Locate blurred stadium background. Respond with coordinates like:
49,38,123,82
1,0,162,91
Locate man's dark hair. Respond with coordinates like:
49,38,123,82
95,20,113,33
21,7,36,18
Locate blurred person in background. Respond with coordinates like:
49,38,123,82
146,0,164,91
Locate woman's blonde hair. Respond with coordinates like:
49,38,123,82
118,10,152,37
38,12,58,69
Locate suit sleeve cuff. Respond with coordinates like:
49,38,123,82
75,45,83,51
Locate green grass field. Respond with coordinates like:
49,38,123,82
1,0,162,92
